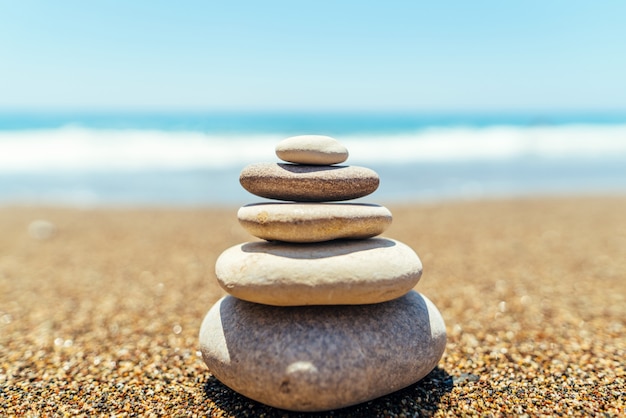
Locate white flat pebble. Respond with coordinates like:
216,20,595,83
215,238,422,305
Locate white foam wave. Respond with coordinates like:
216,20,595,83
1,124,625,173
0,127,278,172
344,124,626,163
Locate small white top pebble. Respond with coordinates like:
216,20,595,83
275,135,348,165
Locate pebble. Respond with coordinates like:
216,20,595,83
275,135,349,165
237,202,392,242
27,219,57,240
239,162,379,201
215,238,422,305
199,290,447,412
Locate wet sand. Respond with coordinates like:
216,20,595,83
1,196,624,416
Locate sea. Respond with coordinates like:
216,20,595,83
1,112,625,207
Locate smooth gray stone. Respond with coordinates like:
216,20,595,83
237,202,392,243
215,238,422,306
275,135,349,165
239,162,379,202
199,290,447,412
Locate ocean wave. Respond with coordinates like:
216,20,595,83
1,124,625,172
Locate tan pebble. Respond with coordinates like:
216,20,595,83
276,135,348,165
27,220,57,240
237,203,392,242
239,162,379,202
215,237,421,305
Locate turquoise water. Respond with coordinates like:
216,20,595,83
1,112,625,206
2,111,626,133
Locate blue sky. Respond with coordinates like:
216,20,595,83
1,1,625,112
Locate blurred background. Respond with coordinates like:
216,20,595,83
1,0,625,207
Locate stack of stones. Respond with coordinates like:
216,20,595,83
199,135,446,412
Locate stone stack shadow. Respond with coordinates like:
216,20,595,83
199,135,446,412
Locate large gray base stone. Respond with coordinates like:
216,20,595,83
199,290,446,412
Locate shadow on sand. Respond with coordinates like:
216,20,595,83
203,366,453,417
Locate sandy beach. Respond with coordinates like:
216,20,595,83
0,196,624,416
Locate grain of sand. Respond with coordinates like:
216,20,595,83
1,197,624,416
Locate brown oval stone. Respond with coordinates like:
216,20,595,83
239,163,379,202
